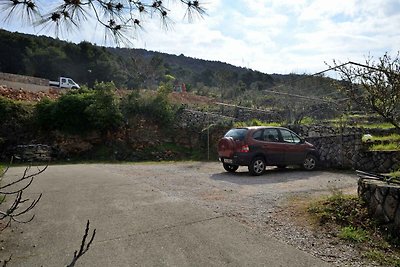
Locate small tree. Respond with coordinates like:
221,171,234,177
331,53,400,131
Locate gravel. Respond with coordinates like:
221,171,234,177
107,162,380,267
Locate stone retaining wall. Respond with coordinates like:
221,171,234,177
305,135,400,172
358,178,400,236
176,109,234,129
288,124,398,137
6,108,400,170
215,105,280,122
13,144,52,162
0,72,48,86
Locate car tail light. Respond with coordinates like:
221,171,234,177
239,145,249,153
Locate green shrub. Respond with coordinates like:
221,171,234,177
121,91,141,117
35,82,123,134
121,91,177,126
51,92,93,133
35,98,57,130
339,226,368,242
0,97,32,125
85,82,123,132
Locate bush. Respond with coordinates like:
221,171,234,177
35,82,123,134
121,91,177,126
35,98,57,130
0,97,32,125
0,97,34,146
307,190,370,227
51,92,93,133
85,82,123,132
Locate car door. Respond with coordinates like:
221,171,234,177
256,128,284,165
278,129,307,164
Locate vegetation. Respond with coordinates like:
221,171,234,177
308,190,400,266
370,143,400,151
35,82,123,134
338,226,368,243
390,171,400,179
332,54,400,131
233,119,282,127
0,29,346,124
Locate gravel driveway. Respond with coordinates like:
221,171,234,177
106,162,366,266
1,162,367,266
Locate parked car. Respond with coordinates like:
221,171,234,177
217,126,319,175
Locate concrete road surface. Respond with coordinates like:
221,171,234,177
0,163,336,266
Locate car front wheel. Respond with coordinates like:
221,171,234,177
223,163,239,173
248,157,266,176
303,154,317,171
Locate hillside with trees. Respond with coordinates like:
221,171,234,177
0,29,344,122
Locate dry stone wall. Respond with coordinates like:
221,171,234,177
13,144,52,162
176,109,234,129
0,72,48,86
289,124,398,137
358,179,400,236
0,72,51,93
215,105,280,122
5,108,400,170
304,134,400,172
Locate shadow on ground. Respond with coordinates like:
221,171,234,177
210,167,323,185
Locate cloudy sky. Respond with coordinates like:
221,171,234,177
1,0,399,74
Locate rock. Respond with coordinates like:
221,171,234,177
383,194,398,220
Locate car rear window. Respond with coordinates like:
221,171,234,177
224,128,248,141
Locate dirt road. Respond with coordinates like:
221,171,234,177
0,162,360,266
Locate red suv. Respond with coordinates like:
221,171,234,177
217,126,318,175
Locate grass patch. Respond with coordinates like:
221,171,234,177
364,249,400,267
300,116,315,125
234,119,282,127
339,226,368,242
360,122,396,129
390,171,400,178
368,134,400,142
308,190,400,266
308,190,370,226
370,143,400,151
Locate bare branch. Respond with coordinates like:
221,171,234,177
0,161,46,230
0,164,47,191
66,220,96,267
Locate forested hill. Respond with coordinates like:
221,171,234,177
0,29,275,89
0,29,338,104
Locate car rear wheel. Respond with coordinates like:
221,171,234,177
223,163,239,173
303,154,317,171
248,157,266,176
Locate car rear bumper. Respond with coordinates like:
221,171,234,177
219,152,253,166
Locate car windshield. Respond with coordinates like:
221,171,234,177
224,128,248,141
